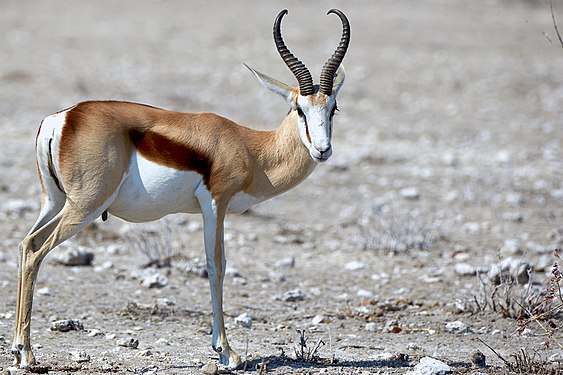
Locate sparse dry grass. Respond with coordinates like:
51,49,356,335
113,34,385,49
352,209,446,254
126,219,174,268
476,251,563,374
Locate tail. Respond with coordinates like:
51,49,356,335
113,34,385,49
35,112,67,200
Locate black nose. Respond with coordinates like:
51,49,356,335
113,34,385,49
318,145,331,153
319,146,332,158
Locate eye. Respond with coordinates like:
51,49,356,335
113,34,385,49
296,107,305,118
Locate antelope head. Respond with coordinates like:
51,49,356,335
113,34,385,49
247,9,350,162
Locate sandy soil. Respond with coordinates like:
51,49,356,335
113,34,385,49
0,0,562,374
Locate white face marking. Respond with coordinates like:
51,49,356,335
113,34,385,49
295,93,337,163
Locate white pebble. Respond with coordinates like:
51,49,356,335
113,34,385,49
311,314,325,325
407,356,451,375
445,320,470,334
454,263,476,276
234,313,252,329
69,350,90,363
344,261,365,271
37,287,52,296
399,187,420,200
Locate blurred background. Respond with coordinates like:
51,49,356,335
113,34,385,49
0,0,562,372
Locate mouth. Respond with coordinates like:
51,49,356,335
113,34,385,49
310,150,331,163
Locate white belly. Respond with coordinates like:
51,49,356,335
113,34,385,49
108,151,203,222
228,192,261,214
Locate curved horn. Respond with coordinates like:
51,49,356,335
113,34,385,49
319,9,351,95
273,9,314,96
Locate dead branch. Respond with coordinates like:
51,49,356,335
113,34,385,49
551,0,563,48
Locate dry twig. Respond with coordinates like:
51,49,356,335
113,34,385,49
551,0,563,48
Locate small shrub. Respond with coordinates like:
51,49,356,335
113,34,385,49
352,209,445,253
126,219,174,268
293,329,325,363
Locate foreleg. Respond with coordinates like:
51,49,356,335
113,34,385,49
195,185,241,369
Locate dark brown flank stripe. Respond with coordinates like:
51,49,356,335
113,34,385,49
128,129,213,188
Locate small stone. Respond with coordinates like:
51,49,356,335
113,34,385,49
502,212,523,223
495,150,511,163
445,321,470,334
232,276,247,285
179,259,208,278
155,338,169,346
50,319,84,332
357,289,373,298
452,299,472,313
383,319,401,333
136,349,153,357
505,192,524,206
365,322,378,332
87,329,102,337
69,350,90,363
234,313,252,329
471,350,486,367
106,245,128,255
281,289,305,302
141,273,168,288
311,314,325,325
500,239,520,255
344,261,365,271
454,263,476,276
548,351,563,362
399,187,420,200
52,246,94,266
407,356,452,375
420,275,442,283
117,337,139,349
441,152,457,166
406,343,422,351
37,287,52,296
273,235,289,244
372,351,395,360
94,261,114,273
202,362,218,375
274,256,295,269
154,298,175,309
225,267,242,277
552,189,563,200
488,258,532,285
0,252,6,262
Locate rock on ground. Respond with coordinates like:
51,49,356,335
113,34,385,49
407,356,452,375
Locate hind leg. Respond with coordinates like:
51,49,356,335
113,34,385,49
12,192,118,367
12,190,65,367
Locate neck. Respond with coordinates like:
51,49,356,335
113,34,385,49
244,112,316,199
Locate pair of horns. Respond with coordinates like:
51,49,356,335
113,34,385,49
274,9,350,96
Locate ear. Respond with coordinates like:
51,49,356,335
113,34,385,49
244,64,294,103
332,65,346,96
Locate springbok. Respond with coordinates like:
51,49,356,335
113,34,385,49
12,9,350,369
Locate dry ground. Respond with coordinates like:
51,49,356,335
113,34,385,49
0,0,562,374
